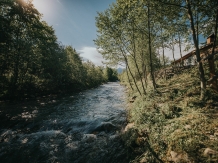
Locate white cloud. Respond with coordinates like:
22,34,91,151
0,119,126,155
78,47,105,66
78,45,194,67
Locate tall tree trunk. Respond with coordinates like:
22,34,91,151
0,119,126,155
186,0,206,100
178,32,183,66
141,34,148,88
140,49,148,88
172,35,176,65
125,58,142,96
10,31,21,96
158,49,161,69
10,51,19,96
132,23,146,95
144,65,148,88
208,5,218,91
126,64,134,91
157,48,161,69
119,45,142,96
161,28,166,79
148,3,156,90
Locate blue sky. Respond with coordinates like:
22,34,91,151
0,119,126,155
32,0,116,66
32,0,208,66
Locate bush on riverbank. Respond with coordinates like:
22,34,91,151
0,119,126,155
123,66,218,162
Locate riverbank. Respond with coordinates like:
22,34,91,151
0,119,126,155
123,67,218,162
0,81,105,102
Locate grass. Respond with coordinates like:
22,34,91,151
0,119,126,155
122,67,218,162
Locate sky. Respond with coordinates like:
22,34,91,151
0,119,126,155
32,0,115,66
32,0,207,66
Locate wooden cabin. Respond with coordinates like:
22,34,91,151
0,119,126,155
172,34,218,66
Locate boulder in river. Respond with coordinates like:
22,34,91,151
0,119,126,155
94,122,117,133
82,134,97,143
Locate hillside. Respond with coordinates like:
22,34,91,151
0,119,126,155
123,66,218,162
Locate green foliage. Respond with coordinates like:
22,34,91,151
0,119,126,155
0,0,105,99
83,61,106,88
104,67,118,82
95,0,164,94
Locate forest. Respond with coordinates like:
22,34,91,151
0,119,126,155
95,0,218,162
0,0,118,100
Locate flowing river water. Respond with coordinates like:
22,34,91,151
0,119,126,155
0,82,131,163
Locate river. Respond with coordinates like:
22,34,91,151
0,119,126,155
0,82,130,163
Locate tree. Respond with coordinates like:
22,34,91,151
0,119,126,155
0,0,106,99
105,67,118,82
95,0,163,95
185,0,206,99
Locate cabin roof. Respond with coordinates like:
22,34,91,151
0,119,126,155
207,33,215,39
172,43,214,64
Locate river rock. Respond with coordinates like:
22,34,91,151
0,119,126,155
109,134,119,140
124,123,134,132
94,122,117,132
203,148,218,157
168,151,190,163
139,157,148,163
82,134,97,143
184,125,191,130
214,132,218,136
